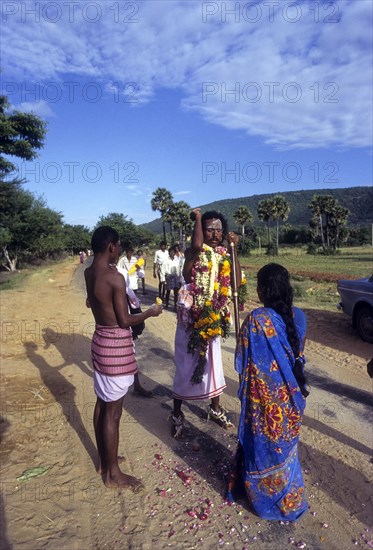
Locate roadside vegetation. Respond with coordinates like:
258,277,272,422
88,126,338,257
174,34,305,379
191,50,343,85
240,246,372,310
0,256,75,290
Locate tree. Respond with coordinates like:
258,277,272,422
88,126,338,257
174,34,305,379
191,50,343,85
150,187,173,242
309,194,334,249
257,198,275,247
329,204,349,251
0,95,47,180
233,205,253,237
168,200,193,248
96,213,132,237
24,199,66,259
0,187,67,269
309,195,349,252
163,202,175,242
347,226,370,246
63,224,92,254
0,94,47,270
95,213,153,247
271,195,290,254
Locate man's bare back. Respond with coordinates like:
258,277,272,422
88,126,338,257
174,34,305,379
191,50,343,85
85,256,161,329
85,262,129,326
85,227,162,490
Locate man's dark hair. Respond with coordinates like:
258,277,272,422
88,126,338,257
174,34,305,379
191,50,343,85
202,210,228,242
257,263,309,397
160,240,167,247
91,226,119,254
122,240,134,253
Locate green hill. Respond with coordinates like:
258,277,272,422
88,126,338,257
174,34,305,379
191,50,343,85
141,186,372,234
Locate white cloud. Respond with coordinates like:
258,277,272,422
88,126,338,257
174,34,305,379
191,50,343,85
3,0,372,149
125,185,143,197
174,190,191,196
17,100,55,117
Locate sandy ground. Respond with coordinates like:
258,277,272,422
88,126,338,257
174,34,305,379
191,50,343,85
0,257,372,550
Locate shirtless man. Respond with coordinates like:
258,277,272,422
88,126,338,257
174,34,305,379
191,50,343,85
84,226,162,490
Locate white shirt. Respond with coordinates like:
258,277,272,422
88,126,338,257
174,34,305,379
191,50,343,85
154,249,169,268
162,257,182,279
118,255,139,291
116,266,140,308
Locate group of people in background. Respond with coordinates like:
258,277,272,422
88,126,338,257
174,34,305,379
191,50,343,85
84,210,310,522
106,240,185,311
117,243,147,295
153,241,185,310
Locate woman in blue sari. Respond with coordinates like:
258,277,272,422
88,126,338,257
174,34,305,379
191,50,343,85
227,263,309,521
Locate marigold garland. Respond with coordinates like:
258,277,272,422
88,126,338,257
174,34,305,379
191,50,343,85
188,244,232,384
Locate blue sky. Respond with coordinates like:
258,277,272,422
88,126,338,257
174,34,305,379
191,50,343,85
2,0,372,228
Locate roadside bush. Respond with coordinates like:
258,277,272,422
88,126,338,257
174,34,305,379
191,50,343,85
307,243,319,255
292,283,306,299
238,238,252,256
266,243,278,256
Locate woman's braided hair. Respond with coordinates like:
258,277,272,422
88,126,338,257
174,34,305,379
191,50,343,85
257,263,309,397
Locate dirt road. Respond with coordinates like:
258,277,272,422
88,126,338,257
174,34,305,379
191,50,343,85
0,258,372,549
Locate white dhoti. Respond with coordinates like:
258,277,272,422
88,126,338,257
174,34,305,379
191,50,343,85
172,321,226,400
94,371,134,402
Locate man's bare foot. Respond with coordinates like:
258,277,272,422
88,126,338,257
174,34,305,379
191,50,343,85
97,455,126,475
133,384,153,398
104,471,144,492
169,412,185,439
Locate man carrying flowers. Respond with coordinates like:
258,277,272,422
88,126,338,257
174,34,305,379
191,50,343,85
170,208,241,438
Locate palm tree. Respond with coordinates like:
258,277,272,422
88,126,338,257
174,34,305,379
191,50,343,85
309,195,326,248
257,198,275,247
271,195,290,255
163,206,175,242
151,187,173,242
309,194,339,251
233,205,253,237
329,204,349,251
169,200,192,248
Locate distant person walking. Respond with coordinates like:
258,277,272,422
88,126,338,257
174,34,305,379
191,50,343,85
153,241,169,300
163,246,182,311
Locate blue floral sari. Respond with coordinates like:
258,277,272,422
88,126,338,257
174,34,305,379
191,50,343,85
227,307,308,521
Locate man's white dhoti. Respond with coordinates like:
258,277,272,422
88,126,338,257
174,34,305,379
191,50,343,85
94,371,134,402
172,321,226,400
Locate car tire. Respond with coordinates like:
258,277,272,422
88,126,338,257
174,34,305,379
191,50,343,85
356,306,373,344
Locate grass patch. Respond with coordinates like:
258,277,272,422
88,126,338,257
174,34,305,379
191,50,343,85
0,258,76,291
241,246,372,278
240,245,372,310
0,270,32,291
